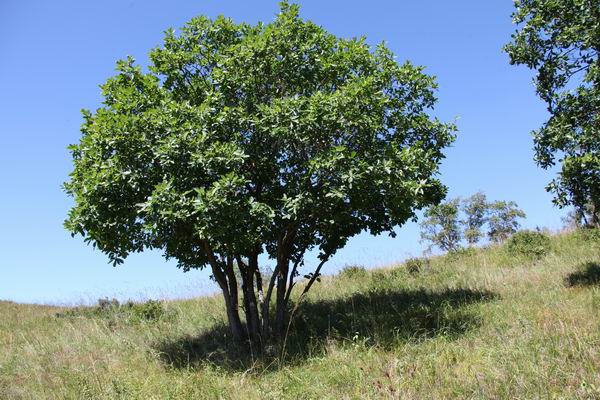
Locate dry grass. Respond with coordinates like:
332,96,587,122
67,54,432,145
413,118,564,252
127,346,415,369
1,230,600,399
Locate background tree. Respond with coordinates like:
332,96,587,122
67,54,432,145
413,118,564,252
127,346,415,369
462,192,488,245
487,201,526,243
504,0,600,227
420,198,462,252
64,2,455,347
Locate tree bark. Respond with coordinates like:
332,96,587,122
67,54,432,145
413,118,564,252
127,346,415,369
262,264,278,338
239,255,261,346
202,241,244,342
274,258,289,338
222,289,244,342
213,264,244,342
592,201,600,228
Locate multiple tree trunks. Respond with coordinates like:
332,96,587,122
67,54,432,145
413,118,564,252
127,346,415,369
202,240,301,348
202,233,332,349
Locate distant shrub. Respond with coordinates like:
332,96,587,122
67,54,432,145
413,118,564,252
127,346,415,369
58,298,172,323
507,230,551,259
389,266,405,279
97,297,120,312
370,270,392,289
127,299,166,321
340,265,367,279
447,246,477,260
575,227,600,243
405,257,426,274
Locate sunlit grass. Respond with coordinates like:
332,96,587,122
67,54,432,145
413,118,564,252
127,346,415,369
1,230,600,399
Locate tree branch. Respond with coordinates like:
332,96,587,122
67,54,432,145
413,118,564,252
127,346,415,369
298,255,331,301
284,254,304,304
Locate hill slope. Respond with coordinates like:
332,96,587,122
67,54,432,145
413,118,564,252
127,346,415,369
2,230,600,399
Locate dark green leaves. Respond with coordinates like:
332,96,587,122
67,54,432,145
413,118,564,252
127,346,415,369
65,2,455,270
504,0,600,226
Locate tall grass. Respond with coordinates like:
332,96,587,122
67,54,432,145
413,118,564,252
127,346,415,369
1,230,599,399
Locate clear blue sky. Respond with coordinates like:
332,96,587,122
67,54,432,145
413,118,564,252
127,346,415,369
0,1,565,305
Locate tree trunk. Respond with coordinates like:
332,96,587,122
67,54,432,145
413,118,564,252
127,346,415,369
592,201,600,228
240,264,261,346
261,268,277,339
274,259,289,338
222,288,244,342
203,242,245,343
211,262,244,342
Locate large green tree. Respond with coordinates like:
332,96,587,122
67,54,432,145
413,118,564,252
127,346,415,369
65,2,455,346
504,0,600,227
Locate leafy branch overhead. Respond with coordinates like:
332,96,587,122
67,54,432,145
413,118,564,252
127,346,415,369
504,0,600,227
64,2,456,345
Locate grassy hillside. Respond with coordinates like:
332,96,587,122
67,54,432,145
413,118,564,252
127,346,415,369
2,230,600,399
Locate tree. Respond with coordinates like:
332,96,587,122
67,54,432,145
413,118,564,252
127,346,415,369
562,202,599,229
421,194,528,250
420,198,462,252
462,192,488,245
504,0,600,227
64,2,455,347
487,201,526,243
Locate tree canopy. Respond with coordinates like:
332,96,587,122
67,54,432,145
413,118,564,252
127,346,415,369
462,192,489,245
487,200,527,243
420,199,462,252
64,2,456,345
420,194,526,251
504,0,600,227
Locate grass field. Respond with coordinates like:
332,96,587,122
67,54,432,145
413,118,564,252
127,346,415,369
2,229,600,399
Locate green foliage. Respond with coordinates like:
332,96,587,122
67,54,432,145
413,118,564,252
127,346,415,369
421,194,527,251
64,2,455,267
507,230,551,259
487,200,526,243
340,264,367,279
504,0,600,227
63,1,455,343
59,298,172,323
131,300,168,321
420,198,462,252
404,257,426,274
462,192,488,245
447,246,477,261
575,227,600,243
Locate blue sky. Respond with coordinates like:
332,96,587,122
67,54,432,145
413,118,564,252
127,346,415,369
0,1,565,305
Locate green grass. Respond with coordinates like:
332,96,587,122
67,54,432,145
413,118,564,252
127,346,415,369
2,230,600,399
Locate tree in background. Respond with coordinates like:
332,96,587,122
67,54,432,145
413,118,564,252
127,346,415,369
420,198,462,252
487,201,526,243
64,2,455,347
504,0,600,227
420,194,526,251
462,192,488,246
